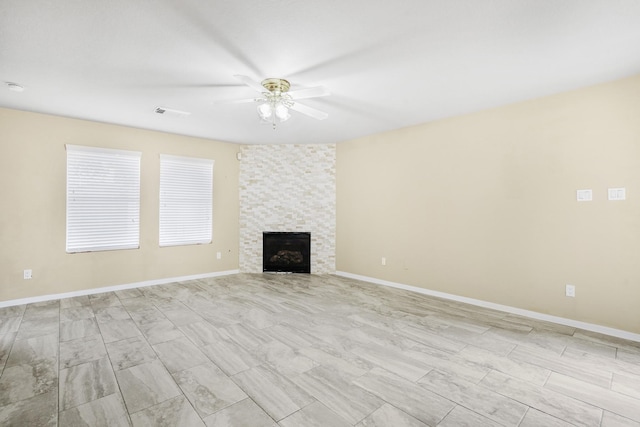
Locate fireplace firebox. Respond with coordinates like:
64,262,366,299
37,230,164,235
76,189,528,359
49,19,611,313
263,232,311,273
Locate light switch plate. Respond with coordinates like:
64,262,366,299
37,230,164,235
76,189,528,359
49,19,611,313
577,189,592,202
608,188,625,201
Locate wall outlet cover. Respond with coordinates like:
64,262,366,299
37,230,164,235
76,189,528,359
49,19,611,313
565,284,575,297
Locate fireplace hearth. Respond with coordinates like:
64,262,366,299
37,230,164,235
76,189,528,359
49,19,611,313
263,232,311,273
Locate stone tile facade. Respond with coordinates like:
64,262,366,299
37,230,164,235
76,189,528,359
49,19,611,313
239,144,336,274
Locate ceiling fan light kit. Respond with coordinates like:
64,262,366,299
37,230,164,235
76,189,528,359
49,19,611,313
230,75,329,130
257,78,294,129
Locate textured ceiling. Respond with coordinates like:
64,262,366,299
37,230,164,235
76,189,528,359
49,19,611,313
2,1,640,145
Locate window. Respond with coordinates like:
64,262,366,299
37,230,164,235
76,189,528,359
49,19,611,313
66,145,141,253
159,154,213,246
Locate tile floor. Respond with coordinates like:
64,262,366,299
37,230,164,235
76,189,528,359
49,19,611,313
1,273,639,426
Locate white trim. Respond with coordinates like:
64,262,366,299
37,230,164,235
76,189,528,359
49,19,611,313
65,144,142,157
336,271,640,343
0,270,239,308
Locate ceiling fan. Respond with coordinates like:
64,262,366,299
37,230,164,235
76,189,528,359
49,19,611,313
221,75,330,129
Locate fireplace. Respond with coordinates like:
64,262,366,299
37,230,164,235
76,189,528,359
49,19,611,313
263,232,311,273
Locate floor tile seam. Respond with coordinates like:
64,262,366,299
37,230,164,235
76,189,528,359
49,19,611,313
276,398,345,425
432,403,461,427
564,352,640,379
403,345,482,378
544,372,640,413
292,368,381,424
600,412,640,427
176,387,211,425
202,396,280,425
516,407,587,427
117,361,183,414
483,369,605,421
56,390,121,415
166,356,225,380
565,335,619,354
239,394,279,425
471,349,556,384
610,372,640,398
404,334,470,357
235,361,316,404
573,334,640,353
415,368,501,409
126,393,189,421
534,362,614,388
0,307,26,320
1,314,24,336
609,381,640,403
176,324,217,354
515,407,534,427
483,387,585,426
57,380,119,414
520,361,607,390
0,381,53,411
0,329,21,379
0,333,60,401
57,355,117,411
93,306,133,324
96,319,137,426
58,347,106,370
226,372,298,423
507,346,615,381
542,390,637,426
349,392,388,425
447,400,517,427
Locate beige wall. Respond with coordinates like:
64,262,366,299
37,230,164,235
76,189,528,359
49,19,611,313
0,108,239,302
337,74,640,334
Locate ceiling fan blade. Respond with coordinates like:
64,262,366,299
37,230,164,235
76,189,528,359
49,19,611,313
288,86,330,100
213,97,259,105
234,75,267,94
290,102,328,120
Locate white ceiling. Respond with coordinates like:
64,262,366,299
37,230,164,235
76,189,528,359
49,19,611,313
2,1,640,145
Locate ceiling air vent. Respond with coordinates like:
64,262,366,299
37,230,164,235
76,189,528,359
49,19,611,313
154,107,191,118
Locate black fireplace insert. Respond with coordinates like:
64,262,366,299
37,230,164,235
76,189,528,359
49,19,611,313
263,232,311,273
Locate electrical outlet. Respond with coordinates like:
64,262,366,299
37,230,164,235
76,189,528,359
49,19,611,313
24,269,32,280
381,257,386,266
565,284,575,298
216,252,221,260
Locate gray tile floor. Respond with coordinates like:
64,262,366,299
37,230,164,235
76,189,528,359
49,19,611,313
1,273,639,426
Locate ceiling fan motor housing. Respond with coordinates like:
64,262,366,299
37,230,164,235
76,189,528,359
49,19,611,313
261,78,290,93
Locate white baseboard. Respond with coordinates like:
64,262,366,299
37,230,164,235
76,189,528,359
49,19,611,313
336,271,640,343
0,270,240,308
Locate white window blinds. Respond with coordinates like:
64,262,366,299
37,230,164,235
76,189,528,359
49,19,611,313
66,145,141,253
159,154,213,247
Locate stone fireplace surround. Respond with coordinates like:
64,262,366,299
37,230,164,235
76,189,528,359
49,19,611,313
239,144,336,274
